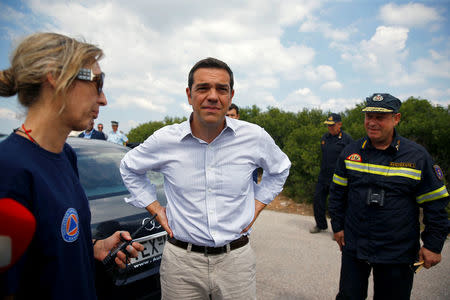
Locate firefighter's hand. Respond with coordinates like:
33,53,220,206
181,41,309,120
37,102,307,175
419,247,441,269
334,230,345,251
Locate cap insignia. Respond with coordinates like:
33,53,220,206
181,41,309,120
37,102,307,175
373,95,383,101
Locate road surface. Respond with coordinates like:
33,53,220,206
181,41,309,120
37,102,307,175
251,210,450,299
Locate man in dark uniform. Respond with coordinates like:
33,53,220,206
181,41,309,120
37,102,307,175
310,113,353,233
329,93,449,299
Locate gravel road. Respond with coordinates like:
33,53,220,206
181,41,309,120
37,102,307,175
251,210,450,300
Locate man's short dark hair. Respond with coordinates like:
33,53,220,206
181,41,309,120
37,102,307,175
188,57,234,90
228,103,239,115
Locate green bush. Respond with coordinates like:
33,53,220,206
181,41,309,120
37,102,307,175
127,116,187,143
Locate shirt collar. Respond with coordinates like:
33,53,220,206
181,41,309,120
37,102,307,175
362,128,400,152
224,116,237,135
179,114,236,142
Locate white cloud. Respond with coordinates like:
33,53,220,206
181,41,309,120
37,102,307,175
412,57,450,79
282,89,359,113
281,88,321,111
0,3,26,23
127,119,140,130
0,108,18,120
295,88,313,96
316,65,336,81
279,1,323,26
320,98,361,113
341,26,418,86
379,3,443,28
1,0,448,135
421,88,450,100
364,26,409,52
299,17,354,41
321,81,342,91
181,102,192,115
429,49,444,60
301,65,337,82
20,0,323,117
114,95,168,113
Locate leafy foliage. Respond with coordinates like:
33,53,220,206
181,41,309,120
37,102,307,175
127,116,187,143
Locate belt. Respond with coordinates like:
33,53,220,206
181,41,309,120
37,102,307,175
168,236,249,255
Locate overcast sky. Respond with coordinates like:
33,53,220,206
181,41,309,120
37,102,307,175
0,0,449,134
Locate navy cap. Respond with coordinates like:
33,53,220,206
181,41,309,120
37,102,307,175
362,93,401,113
111,121,119,125
324,113,342,125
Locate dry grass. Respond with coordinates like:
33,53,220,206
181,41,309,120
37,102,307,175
266,194,314,216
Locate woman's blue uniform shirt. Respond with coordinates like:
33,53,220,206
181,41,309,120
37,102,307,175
0,134,96,299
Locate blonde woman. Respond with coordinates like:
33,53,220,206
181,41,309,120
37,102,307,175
0,33,143,299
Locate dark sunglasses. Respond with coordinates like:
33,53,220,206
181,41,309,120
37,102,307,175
76,68,105,95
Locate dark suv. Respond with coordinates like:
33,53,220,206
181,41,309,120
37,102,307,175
67,137,167,300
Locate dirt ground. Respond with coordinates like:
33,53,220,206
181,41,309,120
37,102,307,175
266,194,314,216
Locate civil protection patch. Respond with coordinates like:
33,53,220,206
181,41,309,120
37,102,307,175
347,153,362,162
61,208,79,242
433,165,444,181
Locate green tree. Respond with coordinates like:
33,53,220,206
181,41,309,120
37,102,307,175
397,97,450,184
340,102,366,140
251,107,297,149
127,116,187,143
239,105,261,122
283,123,325,202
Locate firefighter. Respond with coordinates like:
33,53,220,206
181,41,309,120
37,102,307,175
329,93,449,299
310,113,353,233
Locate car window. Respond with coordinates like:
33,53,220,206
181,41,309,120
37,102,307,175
74,141,167,206
77,150,128,199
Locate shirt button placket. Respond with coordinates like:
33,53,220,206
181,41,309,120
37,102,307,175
205,144,217,242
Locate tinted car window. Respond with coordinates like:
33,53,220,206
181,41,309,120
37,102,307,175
77,149,128,199
74,141,165,203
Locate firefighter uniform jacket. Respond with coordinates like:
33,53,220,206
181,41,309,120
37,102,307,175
329,130,449,264
318,131,353,182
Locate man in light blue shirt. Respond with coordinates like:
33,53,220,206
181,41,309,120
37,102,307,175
120,57,291,299
107,121,128,145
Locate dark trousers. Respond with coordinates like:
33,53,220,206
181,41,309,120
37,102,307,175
336,252,414,300
313,180,330,229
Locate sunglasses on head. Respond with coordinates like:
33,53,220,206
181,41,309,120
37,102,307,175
76,68,105,95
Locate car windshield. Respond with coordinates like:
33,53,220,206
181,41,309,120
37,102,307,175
72,139,165,204
77,148,128,199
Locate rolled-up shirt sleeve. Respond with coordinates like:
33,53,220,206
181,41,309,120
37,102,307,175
254,129,291,204
120,134,161,208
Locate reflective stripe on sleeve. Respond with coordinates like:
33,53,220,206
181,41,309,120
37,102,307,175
344,160,421,180
416,186,449,204
333,174,348,186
